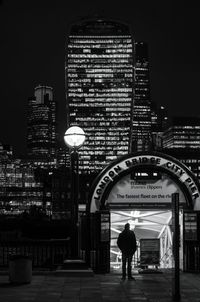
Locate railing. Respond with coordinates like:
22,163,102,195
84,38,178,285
0,239,70,269
159,246,173,268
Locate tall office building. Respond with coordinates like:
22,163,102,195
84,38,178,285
65,18,134,173
132,42,152,152
27,85,57,158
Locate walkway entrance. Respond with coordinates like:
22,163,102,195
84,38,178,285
110,209,183,273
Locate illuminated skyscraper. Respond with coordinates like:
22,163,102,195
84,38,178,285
27,85,57,158
65,18,134,173
132,42,152,152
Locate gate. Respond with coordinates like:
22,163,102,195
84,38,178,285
183,211,200,272
81,211,110,273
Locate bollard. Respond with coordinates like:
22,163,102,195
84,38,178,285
9,254,32,284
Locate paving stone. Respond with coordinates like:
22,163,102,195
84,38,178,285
0,270,200,301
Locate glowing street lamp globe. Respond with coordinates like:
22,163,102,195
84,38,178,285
64,126,86,149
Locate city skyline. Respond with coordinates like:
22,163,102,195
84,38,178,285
0,0,199,156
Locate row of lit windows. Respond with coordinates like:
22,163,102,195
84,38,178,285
135,78,149,82
86,129,127,135
75,48,133,54
133,105,150,109
68,68,133,73
0,171,35,177
68,81,131,87
68,59,132,64
68,82,132,88
174,141,200,145
84,97,132,102
68,43,132,48
67,64,133,69
68,73,132,78
172,135,200,139
174,126,200,129
106,107,130,111
69,99,132,104
172,130,200,134
166,145,200,149
68,72,132,77
80,126,129,132
81,141,128,148
76,115,130,120
81,142,128,149
183,159,200,163
68,54,132,59
133,113,151,117
84,127,129,132
80,150,126,157
0,192,43,197
71,113,131,119
71,103,131,109
69,88,132,92
68,93,132,97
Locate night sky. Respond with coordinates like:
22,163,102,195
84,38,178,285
0,0,199,156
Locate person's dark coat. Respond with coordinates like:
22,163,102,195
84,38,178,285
117,229,137,256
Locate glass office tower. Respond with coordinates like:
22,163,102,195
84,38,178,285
132,42,152,152
27,85,57,158
65,18,134,173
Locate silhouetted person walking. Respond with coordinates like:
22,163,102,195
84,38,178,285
117,223,137,280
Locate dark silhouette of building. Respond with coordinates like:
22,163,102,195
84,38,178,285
65,17,134,173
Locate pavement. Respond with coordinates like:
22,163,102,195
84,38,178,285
0,270,200,302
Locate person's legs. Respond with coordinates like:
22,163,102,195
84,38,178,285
122,253,127,279
127,255,133,279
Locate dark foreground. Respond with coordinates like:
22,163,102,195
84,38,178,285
0,270,200,302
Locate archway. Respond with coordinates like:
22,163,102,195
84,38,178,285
86,152,200,273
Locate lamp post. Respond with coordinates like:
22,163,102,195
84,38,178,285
64,126,86,259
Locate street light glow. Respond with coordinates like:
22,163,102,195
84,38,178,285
64,126,86,148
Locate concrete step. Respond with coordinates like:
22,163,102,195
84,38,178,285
62,259,89,269
54,268,94,277
55,259,94,277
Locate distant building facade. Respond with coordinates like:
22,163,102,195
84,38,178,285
0,157,44,214
163,116,200,182
132,42,152,152
163,148,200,182
65,18,134,173
163,116,200,149
27,85,57,159
151,103,169,150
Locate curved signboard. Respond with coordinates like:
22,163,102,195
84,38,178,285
88,152,200,213
106,172,187,208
